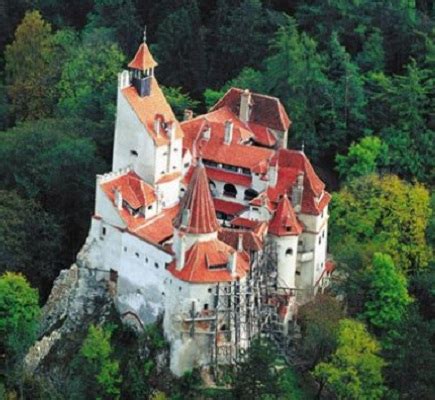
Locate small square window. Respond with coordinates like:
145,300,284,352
208,288,212,293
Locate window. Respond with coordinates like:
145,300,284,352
222,164,238,172
241,168,251,175
145,257,148,263
161,171,165,175
124,246,127,252
148,205,152,210
154,262,159,269
296,271,301,276
209,263,227,270
173,148,178,152
286,248,293,256
172,166,177,169
163,152,168,156
179,286,182,291
223,183,237,198
135,252,139,258
130,150,138,156
244,188,258,201
208,288,213,293
203,159,218,168
102,227,106,236
252,207,259,211
203,303,209,310
319,237,321,245
209,180,217,195
184,162,189,168
322,230,325,238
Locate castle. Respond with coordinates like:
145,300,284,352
81,37,332,376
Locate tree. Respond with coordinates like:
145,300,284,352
335,136,388,182
356,29,385,73
161,86,199,120
264,16,332,157
80,324,122,399
322,32,366,156
383,306,435,399
5,11,57,122
57,29,125,159
85,0,141,55
0,190,63,298
298,294,344,368
313,319,385,400
330,174,432,275
233,338,282,399
363,253,412,340
0,119,106,272
153,0,207,96
0,273,40,397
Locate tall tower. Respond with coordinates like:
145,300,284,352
268,194,302,290
128,30,158,97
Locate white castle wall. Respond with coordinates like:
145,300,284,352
269,234,299,289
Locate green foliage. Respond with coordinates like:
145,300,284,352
203,88,225,110
57,29,125,156
356,29,385,73
80,324,122,399
336,136,388,182
383,305,435,399
299,294,344,368
162,86,199,119
144,323,167,351
0,190,63,296
153,0,207,96
0,119,106,283
330,174,432,275
363,253,412,339
233,338,282,399
278,367,308,400
5,11,57,122
0,273,40,393
313,319,385,400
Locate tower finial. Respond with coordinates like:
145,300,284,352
301,141,305,153
143,25,147,43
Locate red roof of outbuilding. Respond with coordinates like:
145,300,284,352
268,195,303,236
128,43,158,70
167,240,249,283
210,88,291,132
174,163,220,234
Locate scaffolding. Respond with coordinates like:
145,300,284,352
181,239,309,380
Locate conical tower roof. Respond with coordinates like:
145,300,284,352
269,194,302,236
128,43,158,71
174,162,220,234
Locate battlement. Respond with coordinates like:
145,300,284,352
97,166,132,185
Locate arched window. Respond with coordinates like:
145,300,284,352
286,248,293,256
223,183,237,198
209,180,217,196
244,188,258,201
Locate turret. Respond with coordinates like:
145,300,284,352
128,29,158,97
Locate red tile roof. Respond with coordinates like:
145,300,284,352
268,195,303,236
122,79,183,147
101,171,156,209
249,122,277,147
128,43,158,70
155,171,181,184
230,217,262,229
205,167,251,187
174,163,220,234
213,199,247,217
218,228,264,252
167,240,249,283
210,88,291,132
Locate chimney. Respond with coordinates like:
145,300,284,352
183,109,193,121
154,115,161,136
269,163,278,187
237,234,243,252
202,125,211,140
167,121,176,141
176,235,186,270
224,120,233,145
228,251,237,276
239,89,251,123
114,187,123,210
291,172,304,213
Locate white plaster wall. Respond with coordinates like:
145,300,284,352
95,182,126,228
212,180,250,205
269,235,299,289
239,205,271,221
112,89,156,183
251,173,269,193
156,178,181,209
173,230,218,253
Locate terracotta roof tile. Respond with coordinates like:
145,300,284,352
156,171,181,184
268,195,303,236
128,43,158,70
206,167,251,187
122,79,183,147
213,199,247,217
167,240,249,283
210,88,291,132
218,228,264,252
174,163,220,234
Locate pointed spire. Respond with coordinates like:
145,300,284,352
269,194,303,236
174,163,220,234
143,25,147,43
128,29,158,71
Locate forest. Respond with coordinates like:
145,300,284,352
0,0,434,399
